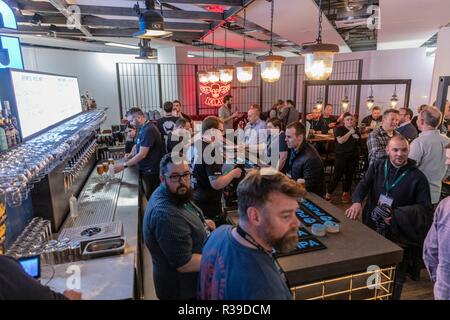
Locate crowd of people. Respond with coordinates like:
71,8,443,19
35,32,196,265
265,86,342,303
2,97,450,301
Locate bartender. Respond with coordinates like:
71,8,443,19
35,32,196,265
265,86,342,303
114,107,164,199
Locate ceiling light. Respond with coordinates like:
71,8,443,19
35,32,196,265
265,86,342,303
302,0,339,80
133,0,172,39
367,85,375,109
219,25,234,83
390,85,398,108
105,42,139,50
235,8,255,84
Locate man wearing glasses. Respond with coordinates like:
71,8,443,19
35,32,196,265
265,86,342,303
143,154,216,300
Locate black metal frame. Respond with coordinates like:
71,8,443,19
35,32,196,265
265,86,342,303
436,76,450,113
302,78,412,122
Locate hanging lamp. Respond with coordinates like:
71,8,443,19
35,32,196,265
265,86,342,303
219,24,234,83
198,41,209,84
207,30,220,83
390,85,398,108
367,85,375,109
341,88,349,112
302,0,339,80
256,0,285,83
235,8,255,84
316,89,324,111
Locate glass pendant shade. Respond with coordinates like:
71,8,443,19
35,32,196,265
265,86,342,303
390,94,398,108
219,65,234,83
235,61,255,84
341,96,349,111
207,68,220,83
198,70,209,84
303,44,339,80
367,96,375,109
257,55,286,83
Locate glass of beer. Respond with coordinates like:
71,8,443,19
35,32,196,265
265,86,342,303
96,164,103,176
108,158,115,165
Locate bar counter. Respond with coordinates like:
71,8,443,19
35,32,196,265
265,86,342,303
40,165,140,300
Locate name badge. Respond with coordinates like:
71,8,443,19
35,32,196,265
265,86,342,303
378,194,394,208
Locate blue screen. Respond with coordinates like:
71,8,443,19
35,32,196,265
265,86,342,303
19,256,40,279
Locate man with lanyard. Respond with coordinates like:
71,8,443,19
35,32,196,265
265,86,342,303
143,154,216,300
198,168,304,300
114,107,164,199
346,135,431,299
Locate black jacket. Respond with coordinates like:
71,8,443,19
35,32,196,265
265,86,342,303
286,141,325,196
389,204,433,247
352,158,432,229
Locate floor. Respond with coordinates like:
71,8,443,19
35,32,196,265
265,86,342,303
329,188,434,300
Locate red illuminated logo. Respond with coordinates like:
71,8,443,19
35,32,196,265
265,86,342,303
199,82,231,107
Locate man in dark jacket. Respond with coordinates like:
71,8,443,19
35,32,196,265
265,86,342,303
285,122,325,197
346,134,432,299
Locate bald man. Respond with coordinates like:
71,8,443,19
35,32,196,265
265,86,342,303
409,106,450,205
244,106,267,146
346,135,431,299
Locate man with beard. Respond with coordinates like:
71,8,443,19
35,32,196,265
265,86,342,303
198,168,305,300
143,154,216,300
218,95,239,131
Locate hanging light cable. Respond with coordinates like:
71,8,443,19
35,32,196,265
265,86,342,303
257,0,285,83
367,85,375,109
207,30,220,83
302,0,339,80
198,41,209,83
219,24,234,83
235,7,255,84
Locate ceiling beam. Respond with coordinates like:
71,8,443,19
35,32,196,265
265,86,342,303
14,2,223,20
16,16,209,31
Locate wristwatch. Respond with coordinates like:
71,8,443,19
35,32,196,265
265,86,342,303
123,163,128,169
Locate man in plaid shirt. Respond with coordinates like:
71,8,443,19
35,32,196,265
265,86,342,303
367,109,400,165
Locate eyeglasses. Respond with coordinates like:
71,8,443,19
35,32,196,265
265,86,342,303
165,172,192,183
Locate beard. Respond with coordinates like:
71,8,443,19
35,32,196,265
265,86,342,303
257,224,299,254
165,183,193,205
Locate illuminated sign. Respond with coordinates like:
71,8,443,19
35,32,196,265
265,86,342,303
199,82,231,107
0,0,24,69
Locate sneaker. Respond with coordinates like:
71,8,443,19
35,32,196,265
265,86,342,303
341,192,351,203
324,193,332,201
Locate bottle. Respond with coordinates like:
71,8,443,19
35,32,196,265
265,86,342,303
4,117,15,148
0,117,8,151
69,194,78,219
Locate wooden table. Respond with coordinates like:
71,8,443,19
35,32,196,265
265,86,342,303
308,133,335,143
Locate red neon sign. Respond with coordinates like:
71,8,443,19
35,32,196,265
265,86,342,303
199,82,231,107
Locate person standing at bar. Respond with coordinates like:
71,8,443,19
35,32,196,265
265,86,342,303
367,108,399,165
397,107,418,142
157,101,180,150
279,100,299,128
285,121,325,197
409,106,450,206
345,135,431,299
411,104,428,133
192,116,242,222
114,107,164,199
266,118,288,172
325,112,360,203
244,105,267,146
172,100,192,123
218,95,239,131
198,169,304,300
143,154,215,300
423,142,450,300
361,106,382,133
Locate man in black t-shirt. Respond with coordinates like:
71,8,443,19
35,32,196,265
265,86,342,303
361,106,382,132
115,107,164,199
143,154,216,300
192,116,242,221
157,101,180,150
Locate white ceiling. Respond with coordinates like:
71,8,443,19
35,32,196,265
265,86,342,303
377,0,450,50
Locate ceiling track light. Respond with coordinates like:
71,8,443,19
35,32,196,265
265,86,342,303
133,0,172,39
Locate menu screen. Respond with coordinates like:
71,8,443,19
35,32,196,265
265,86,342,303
10,70,82,139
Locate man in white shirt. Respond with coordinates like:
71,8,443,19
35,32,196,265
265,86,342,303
409,106,450,205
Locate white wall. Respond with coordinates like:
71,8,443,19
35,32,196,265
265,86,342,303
430,27,450,106
21,46,155,129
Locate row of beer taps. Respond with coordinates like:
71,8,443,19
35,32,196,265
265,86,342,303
63,139,97,193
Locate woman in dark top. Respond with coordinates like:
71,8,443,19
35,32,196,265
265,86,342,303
325,112,361,203
266,118,288,172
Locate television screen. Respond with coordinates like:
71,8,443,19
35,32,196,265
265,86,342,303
10,70,82,139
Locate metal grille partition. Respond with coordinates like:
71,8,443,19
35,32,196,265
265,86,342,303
116,59,363,118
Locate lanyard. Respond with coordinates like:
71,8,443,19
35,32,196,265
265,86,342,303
384,159,409,196
236,225,290,288
184,202,206,224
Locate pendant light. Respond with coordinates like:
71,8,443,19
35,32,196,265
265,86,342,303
316,89,324,111
390,85,398,108
198,41,209,84
256,0,285,83
235,8,255,84
302,0,339,80
219,25,234,83
341,88,349,112
207,30,220,83
367,85,375,109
